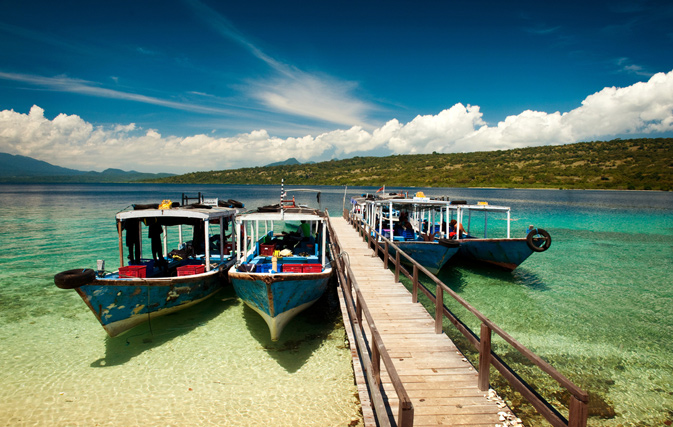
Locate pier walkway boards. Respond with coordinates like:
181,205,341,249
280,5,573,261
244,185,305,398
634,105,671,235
330,216,513,427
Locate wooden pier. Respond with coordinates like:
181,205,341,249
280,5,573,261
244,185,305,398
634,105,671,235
328,213,588,427
329,216,512,426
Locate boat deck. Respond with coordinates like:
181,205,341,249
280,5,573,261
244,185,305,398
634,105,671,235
330,216,512,426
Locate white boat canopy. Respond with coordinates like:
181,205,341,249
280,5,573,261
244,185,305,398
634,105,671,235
115,206,238,271
359,197,513,240
234,208,328,268
116,206,237,222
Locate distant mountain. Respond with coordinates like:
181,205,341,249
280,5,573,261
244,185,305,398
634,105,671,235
0,153,174,183
265,158,301,167
0,153,85,176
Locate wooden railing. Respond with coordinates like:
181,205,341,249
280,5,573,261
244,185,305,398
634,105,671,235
326,214,414,427
346,209,589,427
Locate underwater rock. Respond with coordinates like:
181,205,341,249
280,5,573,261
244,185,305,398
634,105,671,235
588,393,616,419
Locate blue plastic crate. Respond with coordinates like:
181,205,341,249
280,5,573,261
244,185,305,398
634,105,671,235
255,263,273,273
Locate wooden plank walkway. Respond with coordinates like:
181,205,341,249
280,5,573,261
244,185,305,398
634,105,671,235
331,217,516,427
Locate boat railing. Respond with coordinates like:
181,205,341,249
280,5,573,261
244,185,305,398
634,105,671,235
344,209,589,427
326,214,414,427
181,192,204,206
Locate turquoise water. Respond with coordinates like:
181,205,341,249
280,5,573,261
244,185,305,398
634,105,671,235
0,184,671,426
0,184,361,426
405,187,673,426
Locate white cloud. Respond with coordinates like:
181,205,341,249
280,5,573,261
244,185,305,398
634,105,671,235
387,104,486,153
0,107,332,173
314,126,383,155
1,1,378,131
251,73,373,129
1,70,672,174
455,70,673,149
187,0,376,129
616,57,653,77
0,71,233,115
0,105,94,158
564,71,673,136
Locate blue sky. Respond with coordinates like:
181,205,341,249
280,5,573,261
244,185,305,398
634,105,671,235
1,0,672,173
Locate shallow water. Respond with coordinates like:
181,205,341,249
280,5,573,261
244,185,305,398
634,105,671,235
404,187,673,426
0,184,671,426
0,184,360,426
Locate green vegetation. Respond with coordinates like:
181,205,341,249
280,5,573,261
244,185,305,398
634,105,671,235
148,138,673,191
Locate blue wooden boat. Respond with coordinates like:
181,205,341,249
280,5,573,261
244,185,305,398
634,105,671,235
391,239,460,275
54,195,241,337
229,192,332,341
450,237,538,270
440,202,551,271
353,194,460,275
352,193,551,273
444,203,551,271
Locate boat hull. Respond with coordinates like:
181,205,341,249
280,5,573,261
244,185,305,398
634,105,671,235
75,266,229,337
390,241,460,275
229,269,332,341
453,238,534,271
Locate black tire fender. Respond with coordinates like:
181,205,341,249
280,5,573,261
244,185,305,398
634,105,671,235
227,199,244,208
438,239,460,248
526,228,551,252
54,268,96,289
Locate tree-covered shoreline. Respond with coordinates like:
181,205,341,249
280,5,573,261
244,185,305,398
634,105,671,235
147,138,672,191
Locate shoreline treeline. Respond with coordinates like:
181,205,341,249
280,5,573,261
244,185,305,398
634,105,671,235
151,138,672,191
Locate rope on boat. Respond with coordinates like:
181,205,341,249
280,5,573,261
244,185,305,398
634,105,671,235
146,281,154,337
115,205,133,215
326,250,350,270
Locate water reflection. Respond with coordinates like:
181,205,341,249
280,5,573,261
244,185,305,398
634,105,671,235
435,261,550,292
90,289,238,367
243,281,342,373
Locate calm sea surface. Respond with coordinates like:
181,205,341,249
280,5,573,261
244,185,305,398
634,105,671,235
0,183,671,426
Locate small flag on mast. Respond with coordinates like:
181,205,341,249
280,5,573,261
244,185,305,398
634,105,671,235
376,185,385,193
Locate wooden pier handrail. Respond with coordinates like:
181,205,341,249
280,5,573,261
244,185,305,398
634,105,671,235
346,209,588,427
329,213,414,427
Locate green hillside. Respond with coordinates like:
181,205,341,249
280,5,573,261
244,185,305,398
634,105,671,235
150,138,673,191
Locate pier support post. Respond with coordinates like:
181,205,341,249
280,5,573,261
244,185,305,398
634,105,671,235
356,295,363,330
569,396,588,427
398,402,414,427
383,242,389,268
412,265,418,303
395,252,400,283
478,323,492,391
435,285,443,334
372,336,381,385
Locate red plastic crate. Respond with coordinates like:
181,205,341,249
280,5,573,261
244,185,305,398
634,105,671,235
302,264,322,273
259,244,276,256
282,264,303,273
119,265,146,278
177,265,205,276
